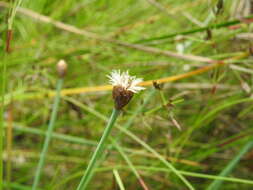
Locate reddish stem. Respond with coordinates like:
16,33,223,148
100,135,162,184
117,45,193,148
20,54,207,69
138,177,150,190
211,85,217,95
6,29,13,53
218,133,251,147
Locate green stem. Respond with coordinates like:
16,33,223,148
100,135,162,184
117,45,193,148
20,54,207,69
52,164,253,189
67,93,194,189
0,55,7,190
135,15,253,43
117,124,195,190
111,139,150,190
97,165,253,185
76,108,120,190
113,169,125,190
32,79,64,190
207,139,253,190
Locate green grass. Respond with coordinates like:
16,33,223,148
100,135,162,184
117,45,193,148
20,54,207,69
32,78,64,190
1,0,253,189
76,108,120,190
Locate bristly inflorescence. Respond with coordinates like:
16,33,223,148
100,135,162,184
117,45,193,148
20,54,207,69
108,70,145,110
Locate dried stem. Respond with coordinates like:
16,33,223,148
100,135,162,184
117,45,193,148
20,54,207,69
5,30,13,53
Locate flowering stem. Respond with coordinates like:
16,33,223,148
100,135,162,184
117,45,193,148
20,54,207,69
32,78,64,190
76,108,120,190
0,55,7,190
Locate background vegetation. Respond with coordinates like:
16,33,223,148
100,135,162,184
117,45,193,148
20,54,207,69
0,0,253,189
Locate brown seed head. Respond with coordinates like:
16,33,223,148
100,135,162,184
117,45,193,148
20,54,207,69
112,86,133,110
153,81,162,90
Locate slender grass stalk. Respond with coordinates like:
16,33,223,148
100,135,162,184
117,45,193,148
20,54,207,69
112,139,149,190
6,0,23,52
117,124,195,190
67,93,195,189
173,97,253,154
115,90,155,141
4,181,37,190
32,78,64,190
6,104,13,190
76,109,120,190
97,165,253,185
3,1,23,187
12,124,97,146
135,14,253,43
0,55,7,190
54,163,253,189
113,169,125,190
207,139,253,190
7,0,23,31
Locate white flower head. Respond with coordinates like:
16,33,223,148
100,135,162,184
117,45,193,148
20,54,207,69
107,70,145,93
107,70,145,110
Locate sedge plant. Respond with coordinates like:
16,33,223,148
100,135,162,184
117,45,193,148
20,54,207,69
76,70,145,190
1,1,23,189
32,60,67,190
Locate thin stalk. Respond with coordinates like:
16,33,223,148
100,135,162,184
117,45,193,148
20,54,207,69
97,165,253,185
6,104,13,190
172,96,253,155
76,109,120,190
1,2,11,188
52,164,253,189
6,0,23,52
113,169,125,190
207,138,253,190
117,125,195,190
4,181,37,190
66,94,195,189
112,139,149,190
3,1,23,187
0,57,7,190
135,14,253,43
8,0,23,30
32,79,64,190
12,123,97,146
0,53,9,190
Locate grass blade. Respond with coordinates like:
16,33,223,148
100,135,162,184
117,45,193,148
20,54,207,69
134,15,253,43
76,109,120,190
207,139,253,190
112,139,150,190
6,104,13,190
113,169,125,190
32,78,64,190
0,55,7,190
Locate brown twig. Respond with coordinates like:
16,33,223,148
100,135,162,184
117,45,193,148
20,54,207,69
5,29,13,53
218,133,253,147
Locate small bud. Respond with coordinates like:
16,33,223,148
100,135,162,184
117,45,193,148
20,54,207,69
153,81,162,90
57,59,67,78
